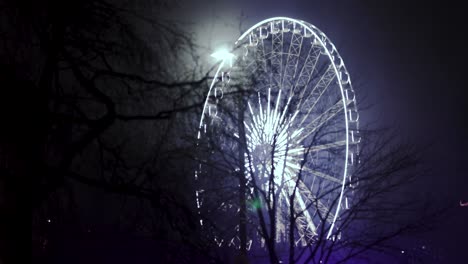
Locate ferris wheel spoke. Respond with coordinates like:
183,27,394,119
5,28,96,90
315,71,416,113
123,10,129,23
302,167,341,184
282,32,303,93
254,38,269,77
270,25,283,91
297,99,347,142
294,213,316,245
292,42,322,96
296,180,335,224
281,186,317,242
297,65,336,126
308,140,347,152
283,175,334,223
243,59,263,82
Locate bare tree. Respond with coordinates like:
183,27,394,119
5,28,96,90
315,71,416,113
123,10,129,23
192,19,444,264
0,0,225,263
197,92,442,263
0,2,444,263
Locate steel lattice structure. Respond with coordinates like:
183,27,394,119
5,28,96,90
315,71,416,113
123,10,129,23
195,17,360,250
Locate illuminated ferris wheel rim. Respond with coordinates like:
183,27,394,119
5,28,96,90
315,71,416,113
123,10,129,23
198,16,359,241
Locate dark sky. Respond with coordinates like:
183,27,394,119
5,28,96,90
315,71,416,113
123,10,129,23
177,0,468,261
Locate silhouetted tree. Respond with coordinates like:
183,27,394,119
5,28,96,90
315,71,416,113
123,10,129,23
0,0,220,263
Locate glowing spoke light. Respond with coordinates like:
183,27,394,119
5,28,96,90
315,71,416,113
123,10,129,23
245,89,304,185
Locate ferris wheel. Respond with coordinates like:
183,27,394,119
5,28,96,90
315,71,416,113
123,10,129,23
195,17,360,249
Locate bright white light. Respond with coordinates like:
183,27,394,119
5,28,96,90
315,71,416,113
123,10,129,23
244,89,304,182
211,49,235,66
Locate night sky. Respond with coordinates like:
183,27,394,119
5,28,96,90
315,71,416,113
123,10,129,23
2,0,465,263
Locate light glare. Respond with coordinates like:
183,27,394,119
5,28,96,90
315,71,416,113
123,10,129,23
211,49,235,66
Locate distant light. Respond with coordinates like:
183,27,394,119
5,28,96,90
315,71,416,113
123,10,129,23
211,49,235,66
401,250,405,254
422,245,426,250
47,219,51,223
